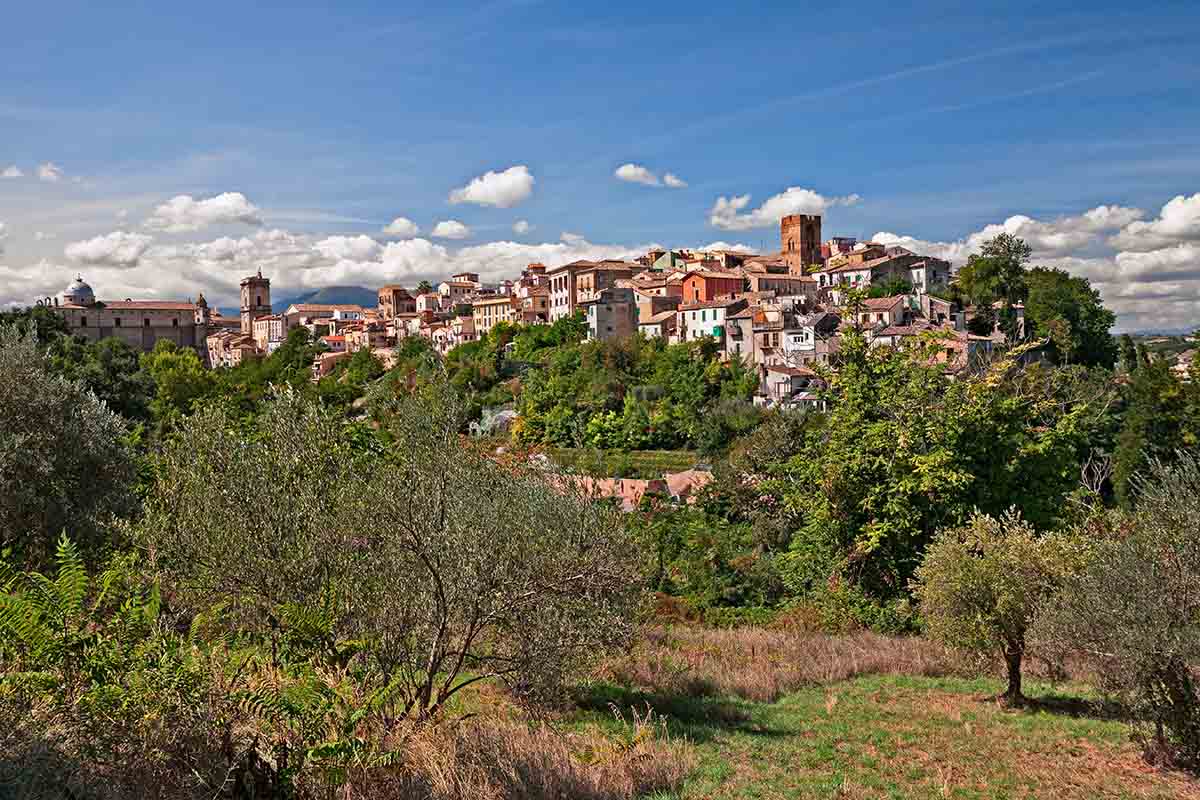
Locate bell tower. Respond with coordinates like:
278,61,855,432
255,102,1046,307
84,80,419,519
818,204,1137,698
240,270,271,334
781,214,822,275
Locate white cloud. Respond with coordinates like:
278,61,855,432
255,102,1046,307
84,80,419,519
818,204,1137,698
117,209,129,220
432,220,471,239
145,192,263,233
37,162,64,182
313,234,383,262
1110,193,1200,252
872,204,1145,265
709,187,861,230
700,241,756,253
64,231,154,268
513,219,532,235
34,231,53,241
560,231,586,245
381,216,420,237
448,165,534,208
614,163,660,186
0,223,7,255
614,163,687,189
1,166,22,179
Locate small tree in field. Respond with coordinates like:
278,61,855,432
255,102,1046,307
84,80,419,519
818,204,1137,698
1033,455,1200,769
913,510,1082,706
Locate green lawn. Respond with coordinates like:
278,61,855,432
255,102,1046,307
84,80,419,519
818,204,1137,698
573,675,1199,799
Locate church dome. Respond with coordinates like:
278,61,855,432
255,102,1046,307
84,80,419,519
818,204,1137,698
63,275,96,306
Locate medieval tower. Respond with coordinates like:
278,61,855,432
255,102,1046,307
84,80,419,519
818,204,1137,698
781,214,822,274
240,270,272,334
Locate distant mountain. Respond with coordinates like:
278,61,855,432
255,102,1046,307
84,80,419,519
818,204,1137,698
273,286,378,311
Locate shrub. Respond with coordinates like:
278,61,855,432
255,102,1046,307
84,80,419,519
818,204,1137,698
0,326,137,568
1033,455,1200,769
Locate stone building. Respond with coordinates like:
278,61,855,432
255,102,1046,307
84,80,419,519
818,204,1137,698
50,275,209,353
378,285,417,318
240,271,272,334
781,214,823,274
582,287,637,341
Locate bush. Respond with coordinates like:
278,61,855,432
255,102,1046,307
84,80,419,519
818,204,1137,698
0,326,137,568
1033,455,1200,769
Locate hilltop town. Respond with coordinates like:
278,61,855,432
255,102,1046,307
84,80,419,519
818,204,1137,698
41,213,1020,404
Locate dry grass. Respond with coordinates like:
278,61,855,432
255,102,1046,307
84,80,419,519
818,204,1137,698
597,625,967,703
319,708,693,800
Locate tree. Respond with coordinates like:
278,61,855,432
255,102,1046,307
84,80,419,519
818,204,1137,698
1119,334,1139,373
416,280,433,295
913,511,1082,706
48,335,156,421
1112,360,1199,505
0,326,137,567
139,383,641,721
140,339,215,428
1033,455,1200,768
1024,267,1117,367
958,233,1032,343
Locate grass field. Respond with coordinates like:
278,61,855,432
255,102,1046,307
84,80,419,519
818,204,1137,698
563,628,1200,799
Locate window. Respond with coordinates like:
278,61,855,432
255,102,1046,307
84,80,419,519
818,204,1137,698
81,316,87,327
115,318,121,327
256,295,262,306
144,318,150,327
172,318,179,327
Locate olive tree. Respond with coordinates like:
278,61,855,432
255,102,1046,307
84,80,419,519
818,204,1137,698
912,510,1083,706
0,325,137,567
140,383,641,723
1033,455,1200,768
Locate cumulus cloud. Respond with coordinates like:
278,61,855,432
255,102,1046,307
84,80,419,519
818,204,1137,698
560,232,586,245
313,234,383,262
513,219,532,235
37,162,64,182
699,241,756,253
145,192,263,233
1110,193,1200,252
2,166,22,179
381,216,420,237
34,231,53,241
614,163,687,188
0,223,7,255
872,204,1145,265
614,163,660,186
448,165,534,208
432,220,471,239
709,187,861,231
64,231,154,268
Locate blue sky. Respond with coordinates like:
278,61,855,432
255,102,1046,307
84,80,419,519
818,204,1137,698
2,0,1199,329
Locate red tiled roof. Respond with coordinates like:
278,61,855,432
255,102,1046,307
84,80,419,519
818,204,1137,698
861,295,906,310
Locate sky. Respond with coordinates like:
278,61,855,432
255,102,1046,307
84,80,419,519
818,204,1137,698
2,0,1200,331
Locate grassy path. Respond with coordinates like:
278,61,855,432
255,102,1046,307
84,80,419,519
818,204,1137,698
577,675,1200,799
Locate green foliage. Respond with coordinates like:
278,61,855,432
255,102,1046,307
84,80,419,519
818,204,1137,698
0,325,138,568
140,339,216,429
912,511,1084,702
1033,456,1200,767
866,276,913,299
1024,267,1117,367
1112,359,1200,505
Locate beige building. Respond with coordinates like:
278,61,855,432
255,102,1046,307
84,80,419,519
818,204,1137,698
582,287,637,342
51,275,210,354
472,295,518,336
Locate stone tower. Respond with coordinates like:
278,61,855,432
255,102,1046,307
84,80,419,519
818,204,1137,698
240,270,271,334
781,214,822,275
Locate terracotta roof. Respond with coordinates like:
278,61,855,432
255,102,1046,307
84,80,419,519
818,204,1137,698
861,295,906,310
684,269,743,280
103,300,196,310
680,297,745,311
641,309,677,324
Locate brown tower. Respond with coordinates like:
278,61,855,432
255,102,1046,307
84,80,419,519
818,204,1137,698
240,270,271,334
781,214,822,275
